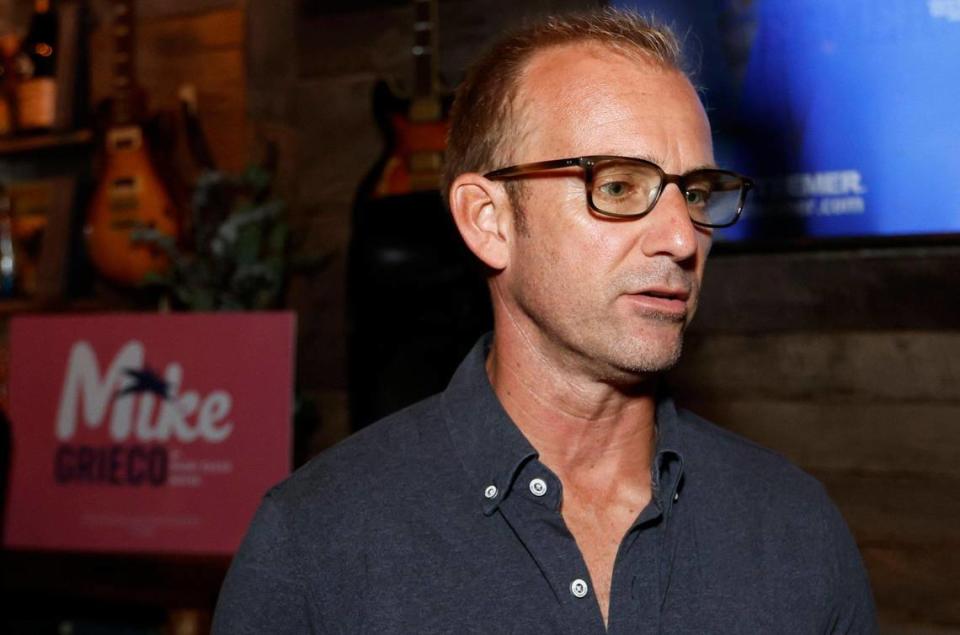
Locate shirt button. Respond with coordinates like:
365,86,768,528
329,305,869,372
484,485,498,499
529,478,548,497
674,492,680,502
570,578,589,598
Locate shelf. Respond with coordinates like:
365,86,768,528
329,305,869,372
0,129,94,157
0,297,110,316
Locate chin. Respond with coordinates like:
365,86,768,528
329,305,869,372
599,332,685,380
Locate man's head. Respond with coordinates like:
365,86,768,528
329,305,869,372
446,11,741,385
442,10,685,221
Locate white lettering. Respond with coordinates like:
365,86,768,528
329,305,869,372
56,341,143,441
786,170,867,197
198,392,233,442
818,196,866,216
55,340,234,444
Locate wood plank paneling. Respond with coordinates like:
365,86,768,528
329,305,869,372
816,471,960,628
673,331,960,403
816,471,960,551
680,399,960,477
89,7,248,172
694,246,960,332
137,0,239,20
863,542,960,629
138,7,244,51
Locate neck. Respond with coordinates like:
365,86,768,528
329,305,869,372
485,309,658,490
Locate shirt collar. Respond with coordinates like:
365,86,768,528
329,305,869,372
442,334,537,515
442,334,686,516
652,394,685,517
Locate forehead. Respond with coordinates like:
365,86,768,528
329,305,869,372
512,42,713,171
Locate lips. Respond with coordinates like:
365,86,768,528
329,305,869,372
636,286,690,302
624,286,690,318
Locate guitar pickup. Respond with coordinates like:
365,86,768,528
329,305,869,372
410,151,443,172
107,126,144,151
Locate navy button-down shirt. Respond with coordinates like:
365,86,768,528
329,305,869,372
213,336,877,634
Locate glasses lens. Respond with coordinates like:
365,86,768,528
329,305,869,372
589,160,746,226
590,160,662,216
683,170,744,227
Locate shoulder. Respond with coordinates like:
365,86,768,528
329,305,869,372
260,393,452,533
674,406,846,562
213,395,457,633
674,408,877,630
676,406,828,505
675,407,870,584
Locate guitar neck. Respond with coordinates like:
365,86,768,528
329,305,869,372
410,0,440,122
110,0,139,125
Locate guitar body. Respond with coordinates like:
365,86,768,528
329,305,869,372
84,125,179,285
373,108,449,198
362,0,451,200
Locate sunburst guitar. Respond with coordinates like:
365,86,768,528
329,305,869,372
83,0,179,286
84,125,179,285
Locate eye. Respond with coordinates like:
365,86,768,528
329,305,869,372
598,180,633,198
685,188,710,206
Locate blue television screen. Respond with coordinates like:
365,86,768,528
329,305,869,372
614,0,960,241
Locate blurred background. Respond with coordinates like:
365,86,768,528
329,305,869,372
0,0,956,633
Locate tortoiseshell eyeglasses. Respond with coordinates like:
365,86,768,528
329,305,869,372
484,155,753,228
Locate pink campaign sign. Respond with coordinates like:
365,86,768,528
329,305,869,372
4,312,295,555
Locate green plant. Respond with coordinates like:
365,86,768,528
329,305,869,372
134,165,288,311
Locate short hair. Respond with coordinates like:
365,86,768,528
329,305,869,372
442,9,686,207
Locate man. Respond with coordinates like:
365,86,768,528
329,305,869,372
213,10,876,633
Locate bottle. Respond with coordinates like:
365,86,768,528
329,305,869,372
15,0,58,133
0,187,15,297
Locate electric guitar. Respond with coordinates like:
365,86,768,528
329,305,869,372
84,0,180,286
368,0,450,198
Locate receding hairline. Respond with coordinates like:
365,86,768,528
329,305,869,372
500,39,693,166
442,10,688,199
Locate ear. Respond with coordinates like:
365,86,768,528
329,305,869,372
448,173,512,270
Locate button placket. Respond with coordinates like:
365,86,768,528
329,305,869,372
496,482,608,633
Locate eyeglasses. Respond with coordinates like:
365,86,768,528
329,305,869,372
483,155,753,228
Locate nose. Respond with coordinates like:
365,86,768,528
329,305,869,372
638,184,702,262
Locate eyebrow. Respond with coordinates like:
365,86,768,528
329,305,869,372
686,162,720,172
604,152,719,173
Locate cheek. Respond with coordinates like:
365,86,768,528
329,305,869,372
518,180,632,290
694,232,712,275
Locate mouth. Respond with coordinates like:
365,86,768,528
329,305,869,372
624,286,690,319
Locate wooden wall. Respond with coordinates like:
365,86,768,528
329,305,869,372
88,0,248,173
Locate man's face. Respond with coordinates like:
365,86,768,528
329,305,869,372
494,43,715,383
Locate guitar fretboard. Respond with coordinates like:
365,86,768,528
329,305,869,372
412,0,437,99
111,0,137,124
